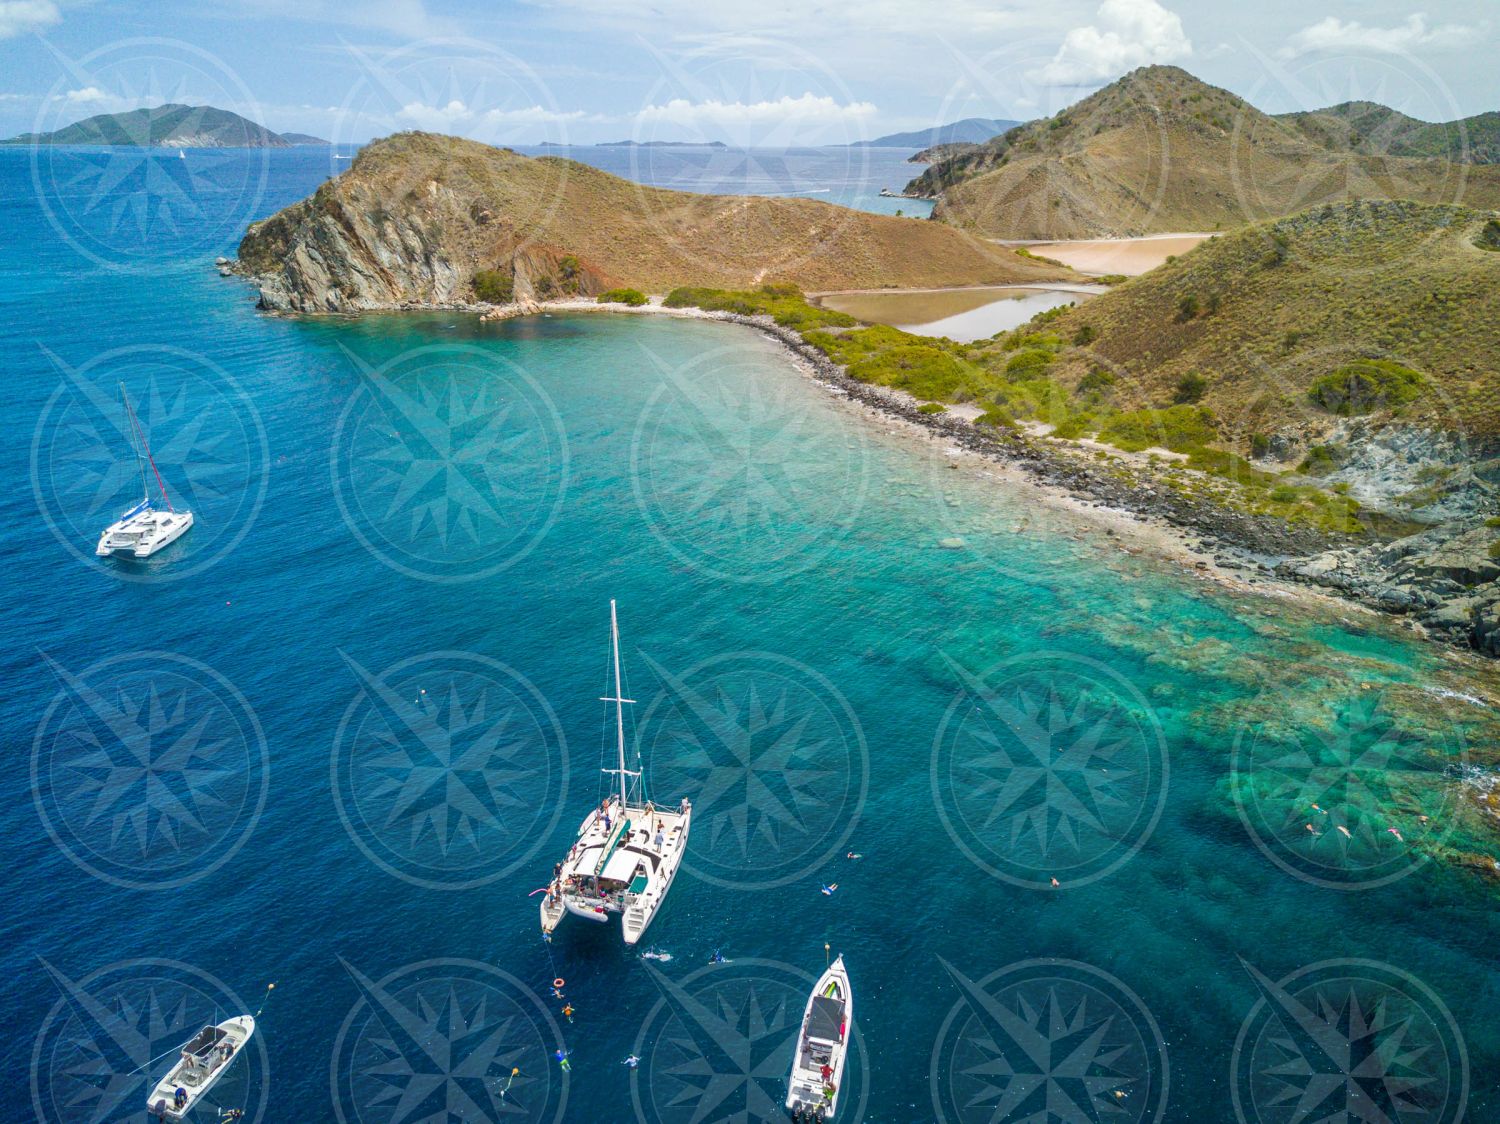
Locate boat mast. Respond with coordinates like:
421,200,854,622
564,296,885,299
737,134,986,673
122,383,175,513
121,383,149,505
601,599,638,808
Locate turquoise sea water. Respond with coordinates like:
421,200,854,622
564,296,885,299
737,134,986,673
1,146,1498,1123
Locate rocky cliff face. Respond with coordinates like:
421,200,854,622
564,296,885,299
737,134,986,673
239,176,611,312
235,131,1068,311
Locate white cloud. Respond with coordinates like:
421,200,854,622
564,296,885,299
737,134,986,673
1033,0,1192,86
51,87,155,115
1278,14,1476,59
0,0,59,39
395,99,595,130
634,93,876,144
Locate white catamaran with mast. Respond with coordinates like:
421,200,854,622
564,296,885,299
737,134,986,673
96,383,193,558
540,601,691,945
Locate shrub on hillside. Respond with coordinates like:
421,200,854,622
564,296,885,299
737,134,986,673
917,402,946,414
1098,404,1217,453
1307,359,1426,416
848,345,972,400
1173,371,1208,404
1072,324,1098,345
472,269,514,303
1476,219,1500,252
597,288,647,306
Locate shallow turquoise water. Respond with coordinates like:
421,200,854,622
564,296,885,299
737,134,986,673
1,147,1497,1123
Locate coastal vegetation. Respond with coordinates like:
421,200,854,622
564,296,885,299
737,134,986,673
662,284,1381,534
1041,200,1500,438
597,287,648,306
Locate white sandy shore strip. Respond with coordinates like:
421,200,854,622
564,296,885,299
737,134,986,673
808,281,1107,297
511,295,1407,634
993,233,1214,277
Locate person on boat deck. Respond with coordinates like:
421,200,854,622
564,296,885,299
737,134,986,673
820,1063,833,1083
654,826,665,847
174,1087,188,1109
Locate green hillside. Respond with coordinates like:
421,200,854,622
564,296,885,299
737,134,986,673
1045,200,1500,439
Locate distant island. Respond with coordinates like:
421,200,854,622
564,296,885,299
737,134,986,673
3,104,328,148
851,118,1020,149
596,140,728,148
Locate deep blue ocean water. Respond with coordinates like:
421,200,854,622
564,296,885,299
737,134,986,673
0,145,1497,1123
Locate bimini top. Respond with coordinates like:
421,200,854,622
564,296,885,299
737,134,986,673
182,1026,229,1060
805,995,845,1043
601,845,656,884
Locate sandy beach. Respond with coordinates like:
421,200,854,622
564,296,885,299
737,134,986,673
1006,232,1213,276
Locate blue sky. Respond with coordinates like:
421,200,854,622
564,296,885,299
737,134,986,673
0,1,1495,144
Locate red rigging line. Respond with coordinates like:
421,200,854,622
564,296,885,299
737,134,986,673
123,387,174,513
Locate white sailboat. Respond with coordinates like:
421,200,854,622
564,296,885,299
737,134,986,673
146,1015,254,1120
96,384,193,558
540,601,691,945
786,955,853,1121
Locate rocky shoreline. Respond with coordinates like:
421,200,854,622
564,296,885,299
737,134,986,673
230,272,1499,659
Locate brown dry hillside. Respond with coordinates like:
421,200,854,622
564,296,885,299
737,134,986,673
1046,200,1500,439
907,66,1500,240
238,132,1067,311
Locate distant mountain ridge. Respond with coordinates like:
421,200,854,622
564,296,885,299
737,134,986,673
4,104,328,148
853,117,1020,148
905,66,1500,239
1278,100,1500,165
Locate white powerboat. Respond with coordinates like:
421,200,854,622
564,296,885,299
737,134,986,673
96,384,193,558
786,955,853,1121
540,601,691,945
147,1015,254,1120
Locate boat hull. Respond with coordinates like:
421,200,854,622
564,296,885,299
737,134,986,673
147,1014,254,1121
786,957,852,1120
97,509,194,558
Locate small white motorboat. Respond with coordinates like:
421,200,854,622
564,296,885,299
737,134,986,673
96,383,193,558
147,1015,254,1120
786,955,853,1121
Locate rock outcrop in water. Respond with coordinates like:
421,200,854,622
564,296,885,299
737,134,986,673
235,131,1068,313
